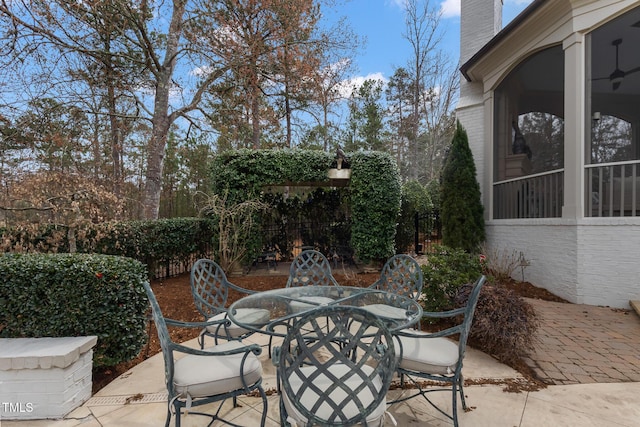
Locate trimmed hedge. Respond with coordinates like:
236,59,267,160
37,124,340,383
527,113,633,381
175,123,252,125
0,253,149,368
349,151,401,261
1,218,216,278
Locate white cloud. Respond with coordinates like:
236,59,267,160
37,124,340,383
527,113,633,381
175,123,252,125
440,0,460,18
387,0,407,9
440,0,534,19
337,72,388,98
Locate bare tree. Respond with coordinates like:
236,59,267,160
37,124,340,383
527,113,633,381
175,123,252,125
303,18,360,151
401,0,457,182
420,53,458,181
0,0,227,219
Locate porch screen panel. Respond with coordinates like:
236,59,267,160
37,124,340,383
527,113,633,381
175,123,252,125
493,45,565,219
587,6,640,217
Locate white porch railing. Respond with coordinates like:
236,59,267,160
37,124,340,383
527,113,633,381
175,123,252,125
586,160,640,217
493,169,564,219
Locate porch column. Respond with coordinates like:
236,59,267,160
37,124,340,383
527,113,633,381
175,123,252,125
562,33,586,219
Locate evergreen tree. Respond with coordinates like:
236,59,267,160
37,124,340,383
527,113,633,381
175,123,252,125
440,121,485,252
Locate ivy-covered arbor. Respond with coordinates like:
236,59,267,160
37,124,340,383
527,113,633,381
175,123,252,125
210,149,401,263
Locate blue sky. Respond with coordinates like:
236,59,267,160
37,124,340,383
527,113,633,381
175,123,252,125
331,0,534,84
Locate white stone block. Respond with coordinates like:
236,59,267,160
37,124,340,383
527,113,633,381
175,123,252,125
0,336,97,420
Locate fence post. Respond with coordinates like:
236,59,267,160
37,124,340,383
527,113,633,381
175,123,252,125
414,213,420,255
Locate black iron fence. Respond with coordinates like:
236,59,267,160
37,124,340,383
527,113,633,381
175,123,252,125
414,210,442,255
259,217,352,264
150,244,213,280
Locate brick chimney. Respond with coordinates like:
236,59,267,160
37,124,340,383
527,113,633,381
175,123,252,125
457,0,503,208
460,0,503,65
459,0,503,103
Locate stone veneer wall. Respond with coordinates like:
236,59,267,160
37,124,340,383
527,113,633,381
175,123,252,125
0,336,97,420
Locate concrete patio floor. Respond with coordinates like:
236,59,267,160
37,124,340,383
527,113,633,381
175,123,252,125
3,330,640,427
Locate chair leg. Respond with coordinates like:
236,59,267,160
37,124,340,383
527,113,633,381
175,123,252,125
198,331,206,350
164,405,172,427
258,385,268,427
458,373,468,410
174,404,181,427
451,382,459,427
279,395,289,426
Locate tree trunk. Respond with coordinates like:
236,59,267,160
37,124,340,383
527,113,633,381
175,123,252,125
142,123,170,219
141,0,186,219
251,92,260,149
107,83,122,199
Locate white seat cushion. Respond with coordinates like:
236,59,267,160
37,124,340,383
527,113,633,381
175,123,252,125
395,330,459,375
282,363,387,426
173,340,262,398
289,296,334,313
361,303,409,320
205,308,270,337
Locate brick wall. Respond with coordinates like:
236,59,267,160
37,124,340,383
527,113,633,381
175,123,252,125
486,220,640,308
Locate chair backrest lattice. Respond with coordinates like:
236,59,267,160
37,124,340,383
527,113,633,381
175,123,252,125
190,259,231,318
278,305,396,426
376,254,424,301
287,249,339,287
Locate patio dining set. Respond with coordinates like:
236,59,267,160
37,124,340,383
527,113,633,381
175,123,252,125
143,250,486,427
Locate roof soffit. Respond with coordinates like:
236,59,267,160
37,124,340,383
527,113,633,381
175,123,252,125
463,0,573,84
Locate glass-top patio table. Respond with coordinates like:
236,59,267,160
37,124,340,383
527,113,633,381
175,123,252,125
227,285,423,336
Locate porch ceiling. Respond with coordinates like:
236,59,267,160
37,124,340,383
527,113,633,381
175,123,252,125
591,6,640,96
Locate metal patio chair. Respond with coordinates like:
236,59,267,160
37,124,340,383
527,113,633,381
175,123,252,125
364,254,424,327
190,258,269,348
142,281,268,427
274,305,397,426
286,249,340,312
370,254,423,300
286,249,340,288
389,275,487,427
268,249,340,358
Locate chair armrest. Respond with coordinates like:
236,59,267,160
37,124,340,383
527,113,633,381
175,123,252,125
421,306,465,319
164,317,230,329
169,341,262,358
226,279,259,295
395,324,462,339
368,279,380,289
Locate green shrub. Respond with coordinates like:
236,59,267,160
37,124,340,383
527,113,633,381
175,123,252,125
456,281,539,364
0,253,149,368
440,121,485,252
421,245,482,312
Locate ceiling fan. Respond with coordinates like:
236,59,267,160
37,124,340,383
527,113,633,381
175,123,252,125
593,38,640,90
